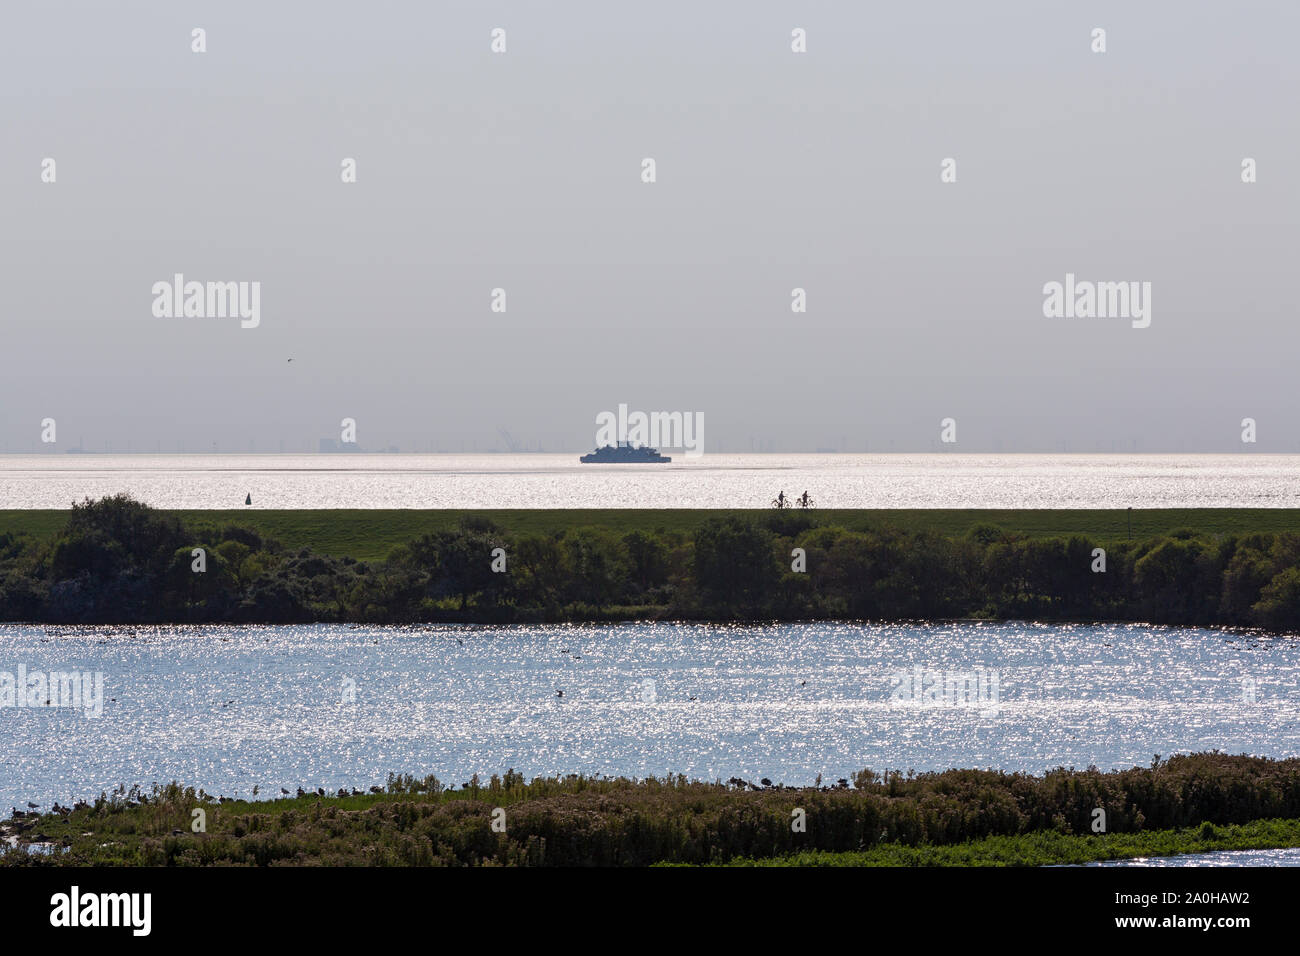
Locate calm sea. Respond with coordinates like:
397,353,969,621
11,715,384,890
2,453,1299,509
3,620,1297,809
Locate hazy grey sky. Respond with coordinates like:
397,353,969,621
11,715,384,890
2,1,1297,453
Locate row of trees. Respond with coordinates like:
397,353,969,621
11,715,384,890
3,495,1300,629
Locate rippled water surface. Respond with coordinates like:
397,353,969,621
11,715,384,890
5,453,1300,509
3,621,1299,809
1088,848,1300,866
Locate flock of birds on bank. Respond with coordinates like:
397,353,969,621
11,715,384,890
8,779,508,822
11,771,857,825
727,776,852,792
9,773,844,828
11,799,89,820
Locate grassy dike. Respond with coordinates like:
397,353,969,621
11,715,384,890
8,508,1300,562
10,495,1300,627
5,753,1300,867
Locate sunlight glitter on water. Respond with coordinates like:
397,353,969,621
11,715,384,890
5,453,1300,508
1087,848,1300,866
3,620,1298,808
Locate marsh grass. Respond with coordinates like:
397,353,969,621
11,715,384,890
6,753,1300,867
703,818,1300,866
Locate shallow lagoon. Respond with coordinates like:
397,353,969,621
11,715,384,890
3,620,1298,809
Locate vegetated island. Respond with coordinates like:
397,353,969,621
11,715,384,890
3,495,1300,627
4,753,1300,866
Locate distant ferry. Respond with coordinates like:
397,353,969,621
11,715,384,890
580,442,671,463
